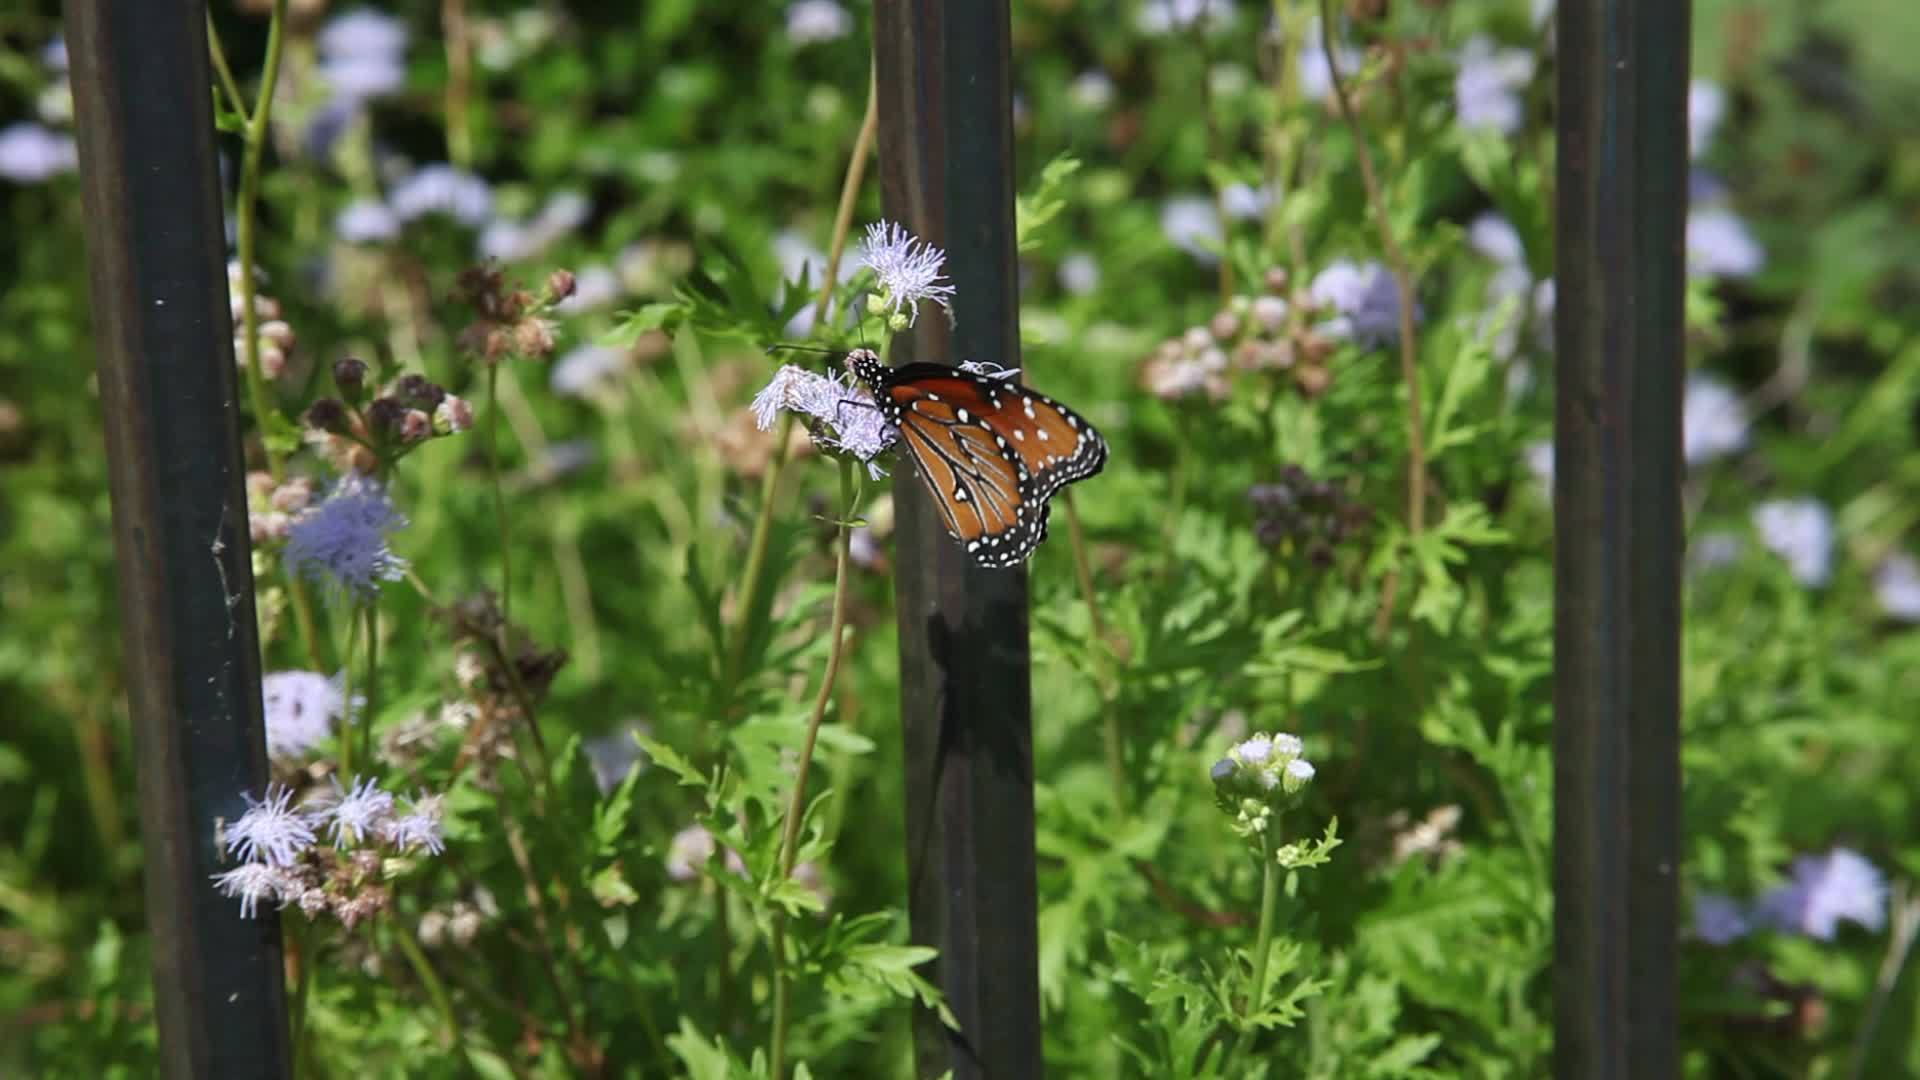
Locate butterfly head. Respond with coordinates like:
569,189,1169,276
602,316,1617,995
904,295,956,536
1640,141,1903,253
844,348,887,392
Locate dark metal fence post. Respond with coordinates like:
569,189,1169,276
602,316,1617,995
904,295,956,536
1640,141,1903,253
872,2,1042,1076
1553,1,1689,1076
65,2,292,1075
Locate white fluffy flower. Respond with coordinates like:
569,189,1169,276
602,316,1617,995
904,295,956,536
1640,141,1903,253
1160,196,1222,262
0,123,78,184
261,671,352,758
1682,376,1747,465
786,0,854,44
326,776,396,847
335,199,400,245
1757,848,1887,940
1874,554,1920,622
859,221,956,327
750,364,896,475
389,165,493,227
549,345,630,398
1687,207,1764,279
224,784,318,867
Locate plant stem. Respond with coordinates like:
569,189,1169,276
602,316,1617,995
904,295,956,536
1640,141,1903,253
1248,827,1281,1019
389,921,464,1052
230,0,290,484
1064,493,1127,813
770,460,859,1079
487,360,512,628
1316,0,1428,632
722,68,877,710
204,13,246,122
441,0,473,168
338,608,362,781
361,603,380,769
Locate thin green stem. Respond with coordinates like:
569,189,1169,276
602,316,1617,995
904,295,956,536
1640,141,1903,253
722,68,877,711
287,571,325,671
487,361,512,627
1240,826,1283,1058
770,460,859,1079
1064,493,1127,813
288,917,314,1075
232,0,290,483
204,13,247,122
389,921,465,1053
337,607,362,781
361,603,380,769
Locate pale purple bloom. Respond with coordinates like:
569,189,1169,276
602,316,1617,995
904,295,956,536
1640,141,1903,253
0,123,78,183
666,824,726,881
261,670,352,758
1689,80,1726,159
320,9,409,58
1058,252,1101,296
383,793,447,855
1691,891,1751,945
1687,531,1745,575
1682,375,1747,464
1687,206,1764,279
1524,440,1554,489
1236,734,1274,764
1689,169,1727,204
751,365,896,476
860,221,955,327
1533,0,1556,28
212,863,294,919
1220,182,1274,221
285,477,410,601
583,723,649,794
303,97,360,161
554,264,623,314
42,35,68,73
1454,36,1536,135
326,777,396,847
1069,70,1116,111
1874,554,1920,621
318,10,409,102
389,165,492,227
1298,19,1360,103
550,345,629,397
1160,195,1222,262
1469,213,1526,266
335,199,400,244
786,0,854,44
481,191,593,262
1283,758,1315,793
225,784,318,867
1753,497,1834,588
1309,259,1408,347
1757,849,1887,940
1138,0,1233,35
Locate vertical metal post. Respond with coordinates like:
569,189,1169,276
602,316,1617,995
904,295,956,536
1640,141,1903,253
873,2,1042,1076
64,2,292,1076
1553,1,1688,1076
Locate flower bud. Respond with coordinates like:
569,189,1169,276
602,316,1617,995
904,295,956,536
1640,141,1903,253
1209,310,1241,342
434,395,474,435
333,357,369,403
365,397,406,441
1281,758,1315,796
304,398,349,434
1263,266,1289,293
400,409,432,444
887,312,909,332
394,372,444,410
546,269,577,302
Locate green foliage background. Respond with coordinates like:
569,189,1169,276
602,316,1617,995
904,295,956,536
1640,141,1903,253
3,0,1920,1076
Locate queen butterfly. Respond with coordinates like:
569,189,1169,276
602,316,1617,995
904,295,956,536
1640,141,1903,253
846,348,1107,568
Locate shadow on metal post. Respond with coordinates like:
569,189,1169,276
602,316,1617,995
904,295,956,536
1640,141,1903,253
872,1,1043,1077
65,1,291,1075
1553,1,1689,1077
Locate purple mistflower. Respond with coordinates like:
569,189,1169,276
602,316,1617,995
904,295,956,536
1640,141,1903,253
1687,206,1764,279
1753,497,1834,588
1069,71,1116,111
751,365,896,476
1309,259,1409,348
1691,891,1751,945
1160,195,1223,262
212,863,296,919
1524,440,1554,489
1689,80,1726,159
1137,0,1233,35
1059,252,1100,296
1469,213,1526,266
224,784,318,867
317,9,408,102
1757,848,1887,940
786,0,854,44
389,165,492,228
1874,554,1920,622
1221,182,1274,222
1687,531,1745,576
325,776,396,847
1454,36,1536,135
0,123,78,184
261,670,353,758
383,792,447,855
583,723,649,794
1682,375,1748,465
284,476,410,602
549,345,629,397
860,221,956,327
335,199,400,245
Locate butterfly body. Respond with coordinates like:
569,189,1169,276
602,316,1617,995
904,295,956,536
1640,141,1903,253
847,348,1107,568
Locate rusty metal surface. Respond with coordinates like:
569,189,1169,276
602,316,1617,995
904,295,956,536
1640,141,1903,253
873,1,1042,1075
65,1,290,1075
1553,1,1689,1075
